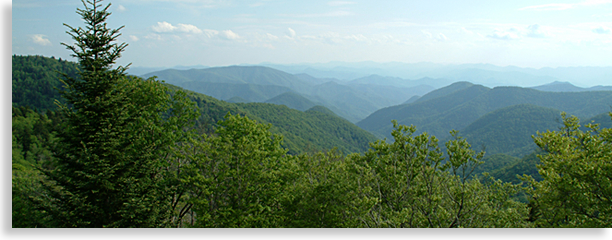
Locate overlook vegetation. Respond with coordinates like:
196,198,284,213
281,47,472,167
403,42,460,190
11,0,612,228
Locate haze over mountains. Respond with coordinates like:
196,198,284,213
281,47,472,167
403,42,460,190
14,55,612,180
131,61,612,88
142,66,435,123
139,63,612,125
257,62,612,88
136,61,612,161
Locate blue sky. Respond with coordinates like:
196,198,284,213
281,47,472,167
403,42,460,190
11,0,612,68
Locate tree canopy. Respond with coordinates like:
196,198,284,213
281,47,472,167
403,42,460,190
525,113,612,227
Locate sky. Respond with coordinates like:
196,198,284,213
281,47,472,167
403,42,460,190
11,0,612,68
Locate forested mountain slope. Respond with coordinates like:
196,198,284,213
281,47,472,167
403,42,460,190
457,104,563,157
12,55,378,155
236,103,379,154
264,91,318,112
144,66,313,90
358,83,491,138
184,88,378,154
359,82,612,140
414,81,475,103
12,55,80,111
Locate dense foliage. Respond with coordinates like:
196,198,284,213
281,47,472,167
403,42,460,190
12,55,80,111
237,102,378,154
525,113,612,227
12,106,64,227
458,104,562,157
11,0,612,228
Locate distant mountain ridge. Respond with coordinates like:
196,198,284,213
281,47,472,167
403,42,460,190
260,61,612,88
264,92,317,112
530,81,612,92
144,66,313,90
358,82,612,142
145,66,434,122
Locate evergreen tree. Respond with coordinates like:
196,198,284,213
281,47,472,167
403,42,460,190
38,0,197,227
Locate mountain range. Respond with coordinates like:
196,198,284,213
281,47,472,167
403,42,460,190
358,81,612,158
12,55,612,183
260,61,612,88
143,66,434,122
144,63,612,160
530,81,612,92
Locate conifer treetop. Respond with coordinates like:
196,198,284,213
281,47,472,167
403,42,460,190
62,0,129,73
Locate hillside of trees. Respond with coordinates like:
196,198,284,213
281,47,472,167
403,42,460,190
13,55,378,155
358,82,612,140
12,0,612,228
12,55,80,111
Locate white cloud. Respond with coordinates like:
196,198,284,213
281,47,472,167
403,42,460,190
117,5,127,12
152,21,177,32
287,28,297,38
31,34,51,46
526,24,548,38
345,34,368,42
267,33,279,40
129,35,139,41
437,33,448,41
487,29,519,40
459,27,474,35
220,30,240,40
177,23,203,34
203,29,220,38
592,26,611,34
422,31,447,41
145,33,163,40
152,22,203,34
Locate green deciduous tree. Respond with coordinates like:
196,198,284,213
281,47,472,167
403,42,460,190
280,149,376,227
348,120,530,227
525,112,612,227
181,113,291,227
38,0,198,227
